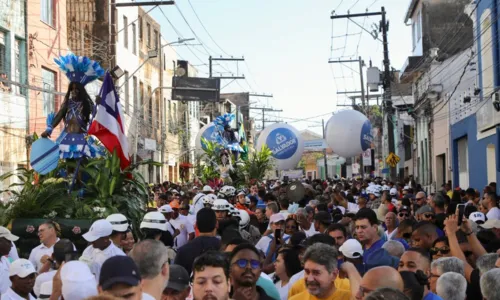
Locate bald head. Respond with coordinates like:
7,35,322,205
385,212,397,228
358,266,404,298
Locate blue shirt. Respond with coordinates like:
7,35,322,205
362,238,385,264
256,276,280,300
423,292,443,300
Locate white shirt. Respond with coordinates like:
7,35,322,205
288,269,305,287
8,242,19,260
255,234,290,257
275,280,292,300
34,270,56,297
170,215,195,249
385,228,398,240
1,287,36,300
304,222,318,237
487,207,500,220
28,238,60,271
142,292,156,300
0,256,11,294
347,202,360,213
279,210,290,220
81,243,125,280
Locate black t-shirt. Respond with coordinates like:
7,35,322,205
174,236,221,275
467,268,482,299
434,213,446,230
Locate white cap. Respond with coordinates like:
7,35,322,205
9,258,36,278
403,186,410,190
469,212,486,224
269,213,286,224
237,190,246,196
481,219,500,229
171,189,180,195
390,188,398,196
140,211,167,231
239,210,250,228
202,185,214,192
158,204,173,214
0,226,19,241
82,219,113,242
212,199,230,211
106,213,129,232
61,261,98,300
339,239,363,259
39,281,53,299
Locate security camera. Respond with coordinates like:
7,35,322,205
492,91,500,112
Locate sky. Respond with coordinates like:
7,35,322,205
150,0,413,135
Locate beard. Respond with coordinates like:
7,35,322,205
236,270,256,287
306,280,324,296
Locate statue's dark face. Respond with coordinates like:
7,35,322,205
70,83,80,99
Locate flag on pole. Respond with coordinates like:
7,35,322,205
88,72,131,170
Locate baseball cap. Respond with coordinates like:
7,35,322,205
166,264,190,292
202,185,214,192
0,226,19,241
399,206,410,213
159,204,173,213
269,213,286,224
314,211,333,224
339,239,363,259
82,219,113,242
416,205,433,215
99,256,141,290
171,189,180,195
469,212,486,224
480,219,500,229
403,186,410,191
106,213,129,232
140,211,168,231
9,259,36,278
390,188,398,196
61,261,98,300
39,281,53,299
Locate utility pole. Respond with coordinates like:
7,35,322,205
330,7,393,180
328,57,366,178
249,107,283,129
322,119,328,180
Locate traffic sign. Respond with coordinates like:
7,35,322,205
385,152,400,167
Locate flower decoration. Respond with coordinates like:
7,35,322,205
26,225,35,233
72,226,81,235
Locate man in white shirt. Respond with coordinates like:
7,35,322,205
484,192,500,220
80,219,125,281
255,213,288,262
0,227,19,294
2,259,36,300
28,220,60,271
106,213,129,250
296,208,317,237
169,202,195,249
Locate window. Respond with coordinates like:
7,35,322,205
133,76,137,111
132,23,137,55
138,17,143,41
14,39,26,95
41,0,55,26
139,81,144,116
0,31,6,76
123,16,128,49
412,22,417,49
124,71,129,113
146,23,151,48
153,29,158,49
42,68,56,116
417,11,422,41
147,86,153,129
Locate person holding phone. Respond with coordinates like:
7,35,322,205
255,214,289,264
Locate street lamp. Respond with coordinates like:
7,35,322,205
119,38,195,88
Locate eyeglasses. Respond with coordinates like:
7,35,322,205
234,259,260,269
416,197,425,201
430,247,450,255
399,213,410,217
423,213,434,219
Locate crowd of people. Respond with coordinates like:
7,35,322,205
2,177,500,300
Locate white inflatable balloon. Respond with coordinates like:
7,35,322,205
195,123,220,155
325,110,373,157
256,123,304,171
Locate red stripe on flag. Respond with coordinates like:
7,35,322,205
88,122,131,170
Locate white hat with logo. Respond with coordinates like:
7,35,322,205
106,213,129,232
82,219,113,242
9,259,36,278
339,239,363,259
0,226,19,241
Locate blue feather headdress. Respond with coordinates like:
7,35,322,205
214,113,235,130
54,53,105,86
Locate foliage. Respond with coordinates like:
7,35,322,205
0,150,154,234
241,146,274,182
198,138,223,183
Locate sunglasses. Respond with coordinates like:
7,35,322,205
423,213,434,219
416,197,425,201
234,259,260,269
399,213,410,217
430,247,451,255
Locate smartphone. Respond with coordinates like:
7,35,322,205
275,229,282,245
457,204,466,226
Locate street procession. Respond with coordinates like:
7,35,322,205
2,0,500,299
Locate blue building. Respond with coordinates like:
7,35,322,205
450,0,500,193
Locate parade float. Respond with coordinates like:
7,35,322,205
0,54,154,255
